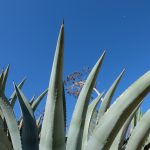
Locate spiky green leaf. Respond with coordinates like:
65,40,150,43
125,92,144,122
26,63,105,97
126,108,150,150
10,78,26,107
110,101,142,150
66,51,105,150
86,71,150,150
15,85,39,150
2,65,10,92
40,23,65,150
81,93,103,150
0,92,22,150
32,89,48,112
97,69,125,122
0,129,13,150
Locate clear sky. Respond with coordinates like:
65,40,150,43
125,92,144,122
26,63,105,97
0,0,150,122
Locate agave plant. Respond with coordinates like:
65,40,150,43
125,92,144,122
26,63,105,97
0,22,150,150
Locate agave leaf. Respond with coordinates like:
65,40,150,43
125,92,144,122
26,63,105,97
31,89,48,112
129,116,135,135
81,93,103,150
36,114,43,127
19,94,36,130
88,93,104,137
15,84,39,150
110,101,142,150
135,108,142,123
97,69,125,123
10,78,26,107
66,51,105,150
38,123,42,139
0,70,4,90
0,114,4,128
126,108,150,150
18,118,23,130
29,96,35,105
0,92,22,150
129,107,142,135
118,103,143,149
19,92,41,130
0,129,13,150
36,114,43,137
134,108,142,128
85,71,150,150
19,92,44,131
40,23,65,150
62,83,67,132
2,65,10,92
144,134,150,150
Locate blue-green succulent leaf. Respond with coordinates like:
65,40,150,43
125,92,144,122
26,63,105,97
29,96,35,105
40,23,65,150
10,78,26,107
126,108,150,150
85,71,150,150
0,70,4,90
15,84,39,150
0,128,13,150
81,93,103,150
110,101,142,150
32,89,48,112
66,51,105,150
1,65,10,92
0,92,22,150
97,69,125,122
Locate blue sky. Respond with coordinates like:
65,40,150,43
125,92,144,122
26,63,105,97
0,0,150,122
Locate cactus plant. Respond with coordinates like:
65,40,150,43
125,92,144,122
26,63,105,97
0,22,150,150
